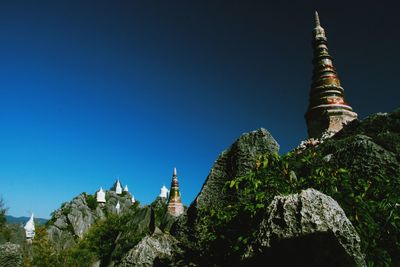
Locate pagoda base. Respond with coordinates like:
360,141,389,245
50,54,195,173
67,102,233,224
306,108,357,138
168,202,184,217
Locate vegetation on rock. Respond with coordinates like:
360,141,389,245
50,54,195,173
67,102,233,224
195,109,400,266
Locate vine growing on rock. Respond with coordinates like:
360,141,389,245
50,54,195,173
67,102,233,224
197,151,400,266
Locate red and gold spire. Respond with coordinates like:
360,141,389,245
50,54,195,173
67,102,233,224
305,11,357,138
167,167,184,216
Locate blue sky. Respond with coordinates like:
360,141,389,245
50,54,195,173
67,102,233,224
0,1,399,218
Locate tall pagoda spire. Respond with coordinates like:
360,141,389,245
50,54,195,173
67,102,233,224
305,11,357,138
167,167,184,216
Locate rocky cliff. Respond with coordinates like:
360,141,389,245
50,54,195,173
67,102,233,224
46,190,135,250
22,108,400,266
170,109,400,266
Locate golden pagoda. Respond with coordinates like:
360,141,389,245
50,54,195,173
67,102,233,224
167,167,184,216
305,12,357,138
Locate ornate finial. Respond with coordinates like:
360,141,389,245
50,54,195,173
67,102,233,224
315,11,320,27
173,167,177,176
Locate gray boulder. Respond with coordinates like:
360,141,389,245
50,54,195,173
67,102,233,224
248,188,365,266
0,242,23,267
190,128,279,213
118,231,179,267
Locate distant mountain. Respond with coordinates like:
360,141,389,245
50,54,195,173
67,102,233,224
6,215,48,225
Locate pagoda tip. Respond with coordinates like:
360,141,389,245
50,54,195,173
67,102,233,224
173,167,177,176
315,11,320,27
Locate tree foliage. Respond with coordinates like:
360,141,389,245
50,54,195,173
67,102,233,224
0,197,7,230
25,203,144,266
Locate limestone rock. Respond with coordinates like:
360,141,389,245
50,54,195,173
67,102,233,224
322,109,400,180
118,233,179,267
248,189,365,266
171,128,279,262
151,197,179,233
191,128,279,213
110,206,155,261
47,190,134,250
0,242,23,267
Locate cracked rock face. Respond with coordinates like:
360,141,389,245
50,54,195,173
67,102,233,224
0,242,23,267
118,233,179,267
190,128,279,215
172,128,279,260
47,191,134,250
249,189,365,267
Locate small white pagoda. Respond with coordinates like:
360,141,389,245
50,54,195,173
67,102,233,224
115,179,122,195
24,213,35,242
123,185,129,192
115,201,121,214
159,185,169,198
96,187,106,203
131,194,136,203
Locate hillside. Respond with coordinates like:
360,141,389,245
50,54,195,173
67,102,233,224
5,216,47,226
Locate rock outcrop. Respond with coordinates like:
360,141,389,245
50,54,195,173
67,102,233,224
248,189,365,266
172,128,280,264
321,110,400,178
0,242,23,267
32,109,400,266
191,128,279,212
47,190,134,250
118,231,179,267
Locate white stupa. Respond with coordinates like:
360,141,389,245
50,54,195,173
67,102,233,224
115,179,122,195
96,187,106,203
131,194,136,203
115,201,121,214
159,185,169,198
123,185,129,192
24,213,35,241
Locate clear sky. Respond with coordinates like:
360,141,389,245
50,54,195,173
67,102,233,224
0,1,399,218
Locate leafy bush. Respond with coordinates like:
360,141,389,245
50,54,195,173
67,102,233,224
0,198,12,243
86,194,98,211
25,204,144,266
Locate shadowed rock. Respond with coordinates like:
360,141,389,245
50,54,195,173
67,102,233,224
171,128,279,264
118,231,179,267
248,189,365,266
189,128,279,217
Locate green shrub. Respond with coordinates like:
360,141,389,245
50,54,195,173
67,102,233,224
86,194,98,211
